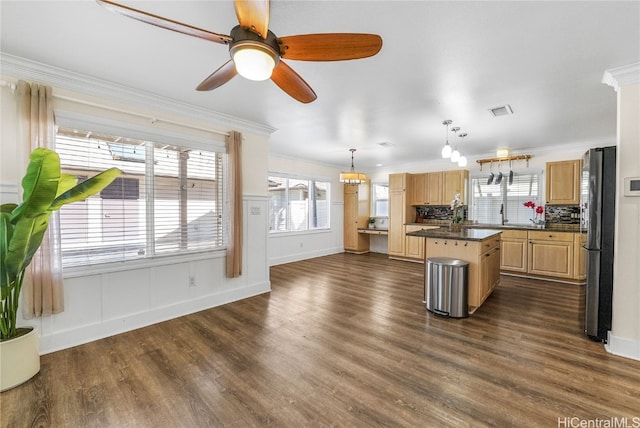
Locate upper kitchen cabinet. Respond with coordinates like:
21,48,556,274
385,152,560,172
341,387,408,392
389,173,407,192
410,173,427,205
425,172,443,205
442,170,469,204
545,159,581,204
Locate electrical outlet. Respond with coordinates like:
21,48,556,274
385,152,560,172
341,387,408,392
189,276,196,287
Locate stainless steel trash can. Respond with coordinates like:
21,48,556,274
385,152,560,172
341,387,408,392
425,257,469,318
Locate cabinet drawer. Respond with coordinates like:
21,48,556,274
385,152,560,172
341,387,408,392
528,230,573,242
501,229,528,239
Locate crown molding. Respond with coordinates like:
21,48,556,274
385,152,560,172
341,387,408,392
0,53,276,136
602,63,640,92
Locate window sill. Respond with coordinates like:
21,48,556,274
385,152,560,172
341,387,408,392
63,249,226,278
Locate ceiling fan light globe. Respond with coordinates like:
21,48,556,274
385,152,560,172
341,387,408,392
232,47,276,81
441,143,452,159
450,149,460,163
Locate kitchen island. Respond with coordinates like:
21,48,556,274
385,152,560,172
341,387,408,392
407,227,502,313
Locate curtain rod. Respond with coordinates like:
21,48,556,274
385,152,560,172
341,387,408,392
1,80,17,92
53,93,230,137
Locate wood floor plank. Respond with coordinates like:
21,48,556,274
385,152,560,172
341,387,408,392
2,252,639,427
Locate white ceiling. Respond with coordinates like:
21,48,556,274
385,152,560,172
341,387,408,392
1,1,639,171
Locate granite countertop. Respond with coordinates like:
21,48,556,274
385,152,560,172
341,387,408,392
406,228,502,242
407,221,580,232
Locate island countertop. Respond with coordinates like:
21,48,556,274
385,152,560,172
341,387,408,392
406,227,502,242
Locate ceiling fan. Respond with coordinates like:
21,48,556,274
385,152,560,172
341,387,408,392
96,0,383,103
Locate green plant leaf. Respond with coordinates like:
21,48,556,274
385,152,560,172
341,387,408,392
4,214,49,280
0,212,14,298
11,148,60,220
56,174,79,198
50,168,122,210
1,204,17,214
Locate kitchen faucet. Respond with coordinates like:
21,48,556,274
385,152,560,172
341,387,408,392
500,203,508,225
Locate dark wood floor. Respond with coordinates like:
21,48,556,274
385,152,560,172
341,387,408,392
2,253,639,427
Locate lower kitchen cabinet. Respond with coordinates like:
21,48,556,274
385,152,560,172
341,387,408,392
426,234,500,311
500,229,584,282
404,225,429,260
527,230,574,279
500,229,528,273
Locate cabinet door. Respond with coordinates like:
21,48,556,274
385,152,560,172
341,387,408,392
574,233,587,280
500,238,528,272
343,186,359,250
410,173,427,205
389,173,406,192
425,172,443,205
388,190,406,256
528,239,573,278
442,170,469,204
405,225,426,260
546,160,581,204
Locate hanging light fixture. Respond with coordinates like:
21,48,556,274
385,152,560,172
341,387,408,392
441,120,452,158
450,127,461,163
339,149,366,184
457,132,468,167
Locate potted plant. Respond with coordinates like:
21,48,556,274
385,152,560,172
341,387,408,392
368,217,376,229
0,148,121,391
449,193,464,232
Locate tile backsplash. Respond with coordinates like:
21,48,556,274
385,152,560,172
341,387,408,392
416,205,467,222
545,205,580,224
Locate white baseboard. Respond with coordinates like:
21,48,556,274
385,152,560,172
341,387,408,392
38,281,271,355
605,332,640,361
269,247,343,266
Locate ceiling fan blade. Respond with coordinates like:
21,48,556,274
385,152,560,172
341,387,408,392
96,0,232,45
270,61,317,104
196,60,238,91
234,0,269,39
278,34,382,61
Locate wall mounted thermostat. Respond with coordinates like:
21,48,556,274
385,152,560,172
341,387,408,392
623,177,640,196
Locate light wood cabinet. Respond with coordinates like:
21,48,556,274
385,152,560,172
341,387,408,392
500,229,529,273
425,235,500,311
389,173,407,192
500,229,585,281
425,172,443,205
405,225,427,260
343,182,370,254
546,160,581,204
527,230,574,278
410,173,427,205
388,174,413,257
442,170,469,204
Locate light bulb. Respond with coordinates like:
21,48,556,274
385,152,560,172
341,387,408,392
458,155,467,167
441,143,452,158
232,47,275,81
450,149,460,163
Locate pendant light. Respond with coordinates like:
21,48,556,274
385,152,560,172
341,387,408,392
457,133,468,167
339,149,366,184
450,127,460,163
441,120,452,158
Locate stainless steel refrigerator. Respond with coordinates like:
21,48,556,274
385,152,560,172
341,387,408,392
581,146,616,342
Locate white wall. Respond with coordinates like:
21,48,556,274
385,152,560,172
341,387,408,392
608,77,640,361
267,155,344,265
1,64,272,354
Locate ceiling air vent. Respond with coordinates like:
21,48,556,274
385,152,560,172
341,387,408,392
377,141,393,148
488,104,514,117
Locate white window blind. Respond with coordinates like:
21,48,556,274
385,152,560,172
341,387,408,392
268,175,330,232
470,173,540,225
372,183,389,217
56,127,223,268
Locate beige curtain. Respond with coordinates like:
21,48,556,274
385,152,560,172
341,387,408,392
17,80,65,318
226,131,243,278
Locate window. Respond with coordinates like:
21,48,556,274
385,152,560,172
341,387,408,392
268,175,330,232
371,183,389,217
56,127,224,268
470,173,540,224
